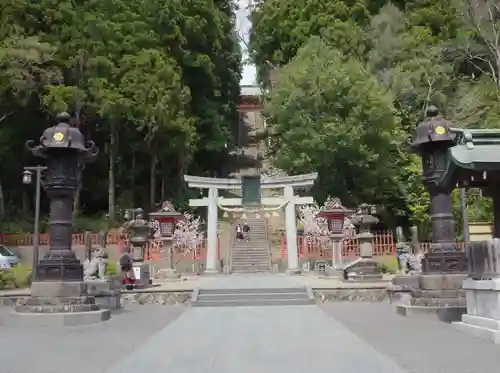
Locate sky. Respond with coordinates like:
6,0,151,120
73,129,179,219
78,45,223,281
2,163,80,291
236,0,257,85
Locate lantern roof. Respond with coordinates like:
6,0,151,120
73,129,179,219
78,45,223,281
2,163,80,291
411,106,454,151
321,198,354,215
149,200,183,219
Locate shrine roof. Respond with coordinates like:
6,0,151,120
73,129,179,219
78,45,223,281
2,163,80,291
449,128,500,171
321,198,354,214
149,200,183,218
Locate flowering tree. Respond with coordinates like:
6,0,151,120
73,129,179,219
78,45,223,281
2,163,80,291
297,204,329,245
172,213,204,260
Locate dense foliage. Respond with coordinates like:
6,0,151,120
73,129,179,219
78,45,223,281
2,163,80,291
0,0,241,231
250,0,500,235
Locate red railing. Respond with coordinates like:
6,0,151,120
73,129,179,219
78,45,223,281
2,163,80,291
0,232,122,246
281,234,466,259
0,232,217,261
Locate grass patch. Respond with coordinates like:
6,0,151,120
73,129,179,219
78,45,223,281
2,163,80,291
375,255,399,274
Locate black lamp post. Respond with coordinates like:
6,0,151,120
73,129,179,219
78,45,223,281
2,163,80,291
26,112,98,282
22,166,47,272
410,106,467,273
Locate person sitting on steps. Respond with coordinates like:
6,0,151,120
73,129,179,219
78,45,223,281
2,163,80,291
243,221,250,241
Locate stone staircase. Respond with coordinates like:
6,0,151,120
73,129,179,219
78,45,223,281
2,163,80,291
192,287,314,307
230,218,272,273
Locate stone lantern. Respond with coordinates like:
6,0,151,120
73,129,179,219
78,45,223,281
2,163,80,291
410,105,467,273
14,112,110,324
343,203,382,281
123,208,151,287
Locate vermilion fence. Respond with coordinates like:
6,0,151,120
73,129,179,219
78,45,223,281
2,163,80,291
281,234,467,259
0,232,217,261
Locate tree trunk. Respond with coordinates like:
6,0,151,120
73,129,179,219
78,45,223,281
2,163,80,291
0,178,5,219
108,122,117,227
150,153,158,209
177,153,184,195
161,174,166,201
72,102,83,218
131,152,136,206
22,188,30,215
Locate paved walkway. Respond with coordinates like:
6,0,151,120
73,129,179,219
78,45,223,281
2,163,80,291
105,274,404,373
104,306,406,373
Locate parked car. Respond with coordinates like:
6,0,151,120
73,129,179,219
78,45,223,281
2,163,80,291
0,245,19,267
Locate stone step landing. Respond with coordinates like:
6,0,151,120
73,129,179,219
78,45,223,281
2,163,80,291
453,314,500,344
192,287,314,307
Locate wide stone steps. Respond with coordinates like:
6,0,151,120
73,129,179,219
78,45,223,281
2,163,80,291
192,287,314,307
230,218,271,273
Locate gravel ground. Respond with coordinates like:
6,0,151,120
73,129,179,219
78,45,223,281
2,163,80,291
322,302,500,373
0,305,186,373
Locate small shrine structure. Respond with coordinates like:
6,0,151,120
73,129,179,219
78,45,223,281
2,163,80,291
149,200,184,240
318,198,354,235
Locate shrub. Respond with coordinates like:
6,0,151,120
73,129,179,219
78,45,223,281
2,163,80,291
0,264,32,289
106,261,117,276
376,255,399,274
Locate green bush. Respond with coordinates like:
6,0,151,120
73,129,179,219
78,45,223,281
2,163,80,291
376,256,399,274
0,264,32,289
106,261,117,276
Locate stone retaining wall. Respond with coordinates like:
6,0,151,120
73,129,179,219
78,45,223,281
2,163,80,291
0,288,390,307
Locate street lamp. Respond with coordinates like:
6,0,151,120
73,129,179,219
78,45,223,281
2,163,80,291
22,170,32,185
21,166,47,272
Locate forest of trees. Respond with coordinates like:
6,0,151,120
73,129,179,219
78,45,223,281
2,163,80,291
0,0,241,232
249,0,500,237
1,0,499,238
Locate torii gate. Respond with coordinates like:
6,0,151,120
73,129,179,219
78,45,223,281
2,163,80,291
184,173,318,274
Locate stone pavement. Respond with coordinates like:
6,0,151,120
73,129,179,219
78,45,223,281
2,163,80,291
1,274,499,373
323,302,500,373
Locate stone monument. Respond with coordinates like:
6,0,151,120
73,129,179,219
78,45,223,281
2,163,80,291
13,112,110,325
454,239,500,343
343,203,383,281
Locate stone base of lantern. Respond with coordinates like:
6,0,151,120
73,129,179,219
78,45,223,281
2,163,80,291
132,262,152,287
343,257,383,282
396,273,467,322
34,252,84,282
12,281,110,326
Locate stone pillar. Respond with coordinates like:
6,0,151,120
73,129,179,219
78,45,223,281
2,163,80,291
429,188,455,251
421,187,467,272
205,187,219,273
492,192,500,239
35,155,84,282
284,186,300,274
410,226,420,253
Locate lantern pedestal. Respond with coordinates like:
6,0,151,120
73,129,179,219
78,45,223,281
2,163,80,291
13,281,110,326
131,262,152,288
343,219,383,282
396,274,467,322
